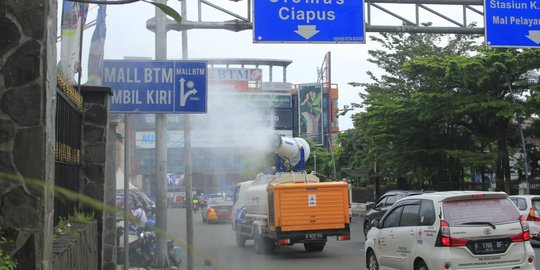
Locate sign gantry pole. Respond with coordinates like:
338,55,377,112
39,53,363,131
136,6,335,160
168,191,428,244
180,0,195,269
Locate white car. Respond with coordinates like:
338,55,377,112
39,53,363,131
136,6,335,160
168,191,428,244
510,195,540,240
365,191,535,270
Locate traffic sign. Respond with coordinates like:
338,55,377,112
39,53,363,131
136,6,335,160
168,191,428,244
253,0,365,43
484,0,540,47
103,60,207,113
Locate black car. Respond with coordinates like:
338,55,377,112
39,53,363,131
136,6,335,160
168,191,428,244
363,190,423,237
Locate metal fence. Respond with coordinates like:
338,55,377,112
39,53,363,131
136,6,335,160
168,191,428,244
54,78,83,225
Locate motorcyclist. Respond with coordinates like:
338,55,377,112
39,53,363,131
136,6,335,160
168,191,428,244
198,193,207,208
192,197,200,212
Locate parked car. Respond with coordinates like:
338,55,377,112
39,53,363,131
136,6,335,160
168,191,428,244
365,191,535,270
363,190,423,237
510,195,540,241
201,198,233,223
116,191,156,217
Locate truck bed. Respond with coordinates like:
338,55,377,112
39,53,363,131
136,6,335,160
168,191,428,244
268,182,350,233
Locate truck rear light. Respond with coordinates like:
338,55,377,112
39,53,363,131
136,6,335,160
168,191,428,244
277,239,290,245
436,220,468,247
337,236,351,241
528,256,534,264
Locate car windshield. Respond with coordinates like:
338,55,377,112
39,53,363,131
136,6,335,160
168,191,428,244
208,198,232,206
443,198,520,226
510,197,528,211
533,200,540,212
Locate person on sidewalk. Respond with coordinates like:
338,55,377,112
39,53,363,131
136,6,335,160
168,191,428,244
131,203,148,235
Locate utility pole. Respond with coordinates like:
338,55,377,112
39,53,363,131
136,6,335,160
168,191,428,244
154,0,170,267
123,114,131,269
180,0,195,269
507,75,529,194
149,1,195,269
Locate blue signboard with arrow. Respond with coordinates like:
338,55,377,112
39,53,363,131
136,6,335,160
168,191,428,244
103,60,208,114
485,0,540,47
253,0,365,43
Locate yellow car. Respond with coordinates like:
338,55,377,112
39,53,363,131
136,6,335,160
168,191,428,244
202,198,233,223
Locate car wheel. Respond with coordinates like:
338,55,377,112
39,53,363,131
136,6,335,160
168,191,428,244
367,250,379,270
415,260,428,270
364,221,371,237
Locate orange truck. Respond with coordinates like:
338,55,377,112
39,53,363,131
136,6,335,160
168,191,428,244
232,172,351,254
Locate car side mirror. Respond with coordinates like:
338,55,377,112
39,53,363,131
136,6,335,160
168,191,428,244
371,219,381,229
366,202,374,211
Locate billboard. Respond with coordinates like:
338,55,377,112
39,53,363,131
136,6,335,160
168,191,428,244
167,173,183,190
298,84,323,144
262,108,294,130
208,68,262,81
229,92,292,108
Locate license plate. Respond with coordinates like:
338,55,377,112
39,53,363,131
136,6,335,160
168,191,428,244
306,233,323,240
473,240,507,254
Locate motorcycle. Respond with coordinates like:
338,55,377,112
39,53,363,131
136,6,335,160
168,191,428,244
128,231,155,269
192,199,200,213
117,220,182,269
168,239,182,267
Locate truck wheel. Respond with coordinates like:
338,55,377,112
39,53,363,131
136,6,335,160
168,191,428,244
304,243,325,252
235,231,246,247
254,227,273,254
262,238,274,254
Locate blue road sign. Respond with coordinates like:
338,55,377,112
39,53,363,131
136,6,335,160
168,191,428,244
103,60,207,113
485,0,540,47
253,0,365,43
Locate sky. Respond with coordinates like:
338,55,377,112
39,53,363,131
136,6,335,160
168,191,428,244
60,0,485,131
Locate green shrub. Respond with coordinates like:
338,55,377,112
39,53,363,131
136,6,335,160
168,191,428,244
70,210,94,224
0,237,16,270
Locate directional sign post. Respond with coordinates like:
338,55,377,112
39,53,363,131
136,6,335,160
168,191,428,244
253,0,365,43
103,60,207,113
485,0,540,47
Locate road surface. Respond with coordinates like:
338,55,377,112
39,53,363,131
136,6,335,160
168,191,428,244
166,208,365,270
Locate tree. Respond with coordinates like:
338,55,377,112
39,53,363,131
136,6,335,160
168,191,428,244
340,29,540,192
404,48,540,192
303,138,337,181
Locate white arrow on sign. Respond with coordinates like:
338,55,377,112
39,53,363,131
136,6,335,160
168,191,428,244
526,30,540,44
295,25,319,40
